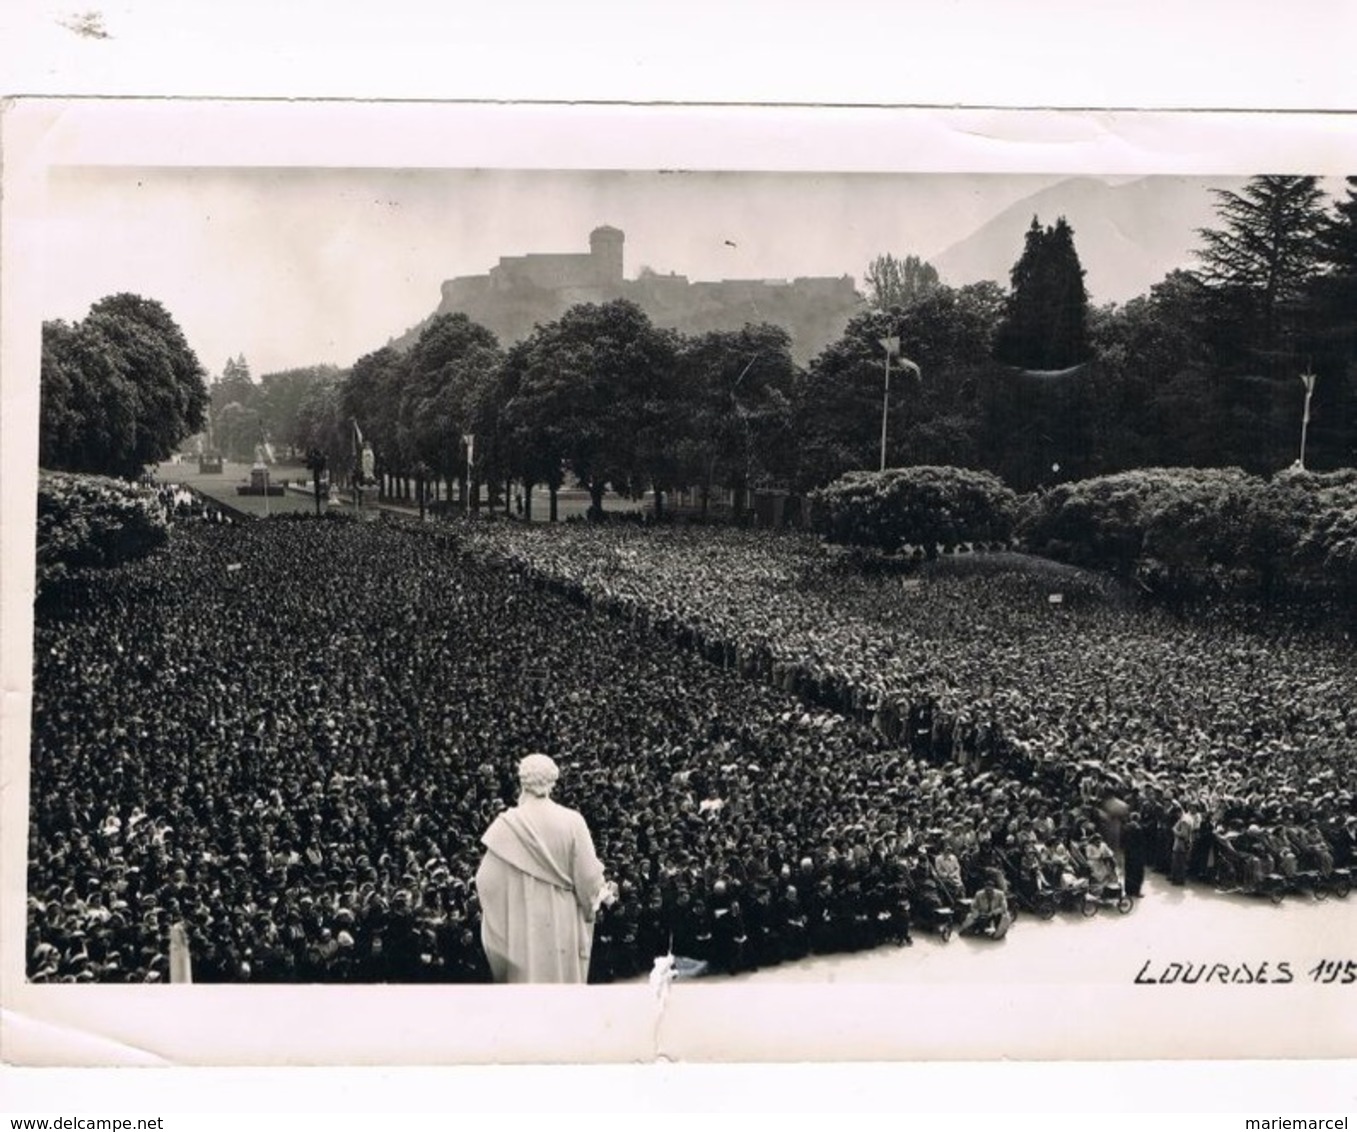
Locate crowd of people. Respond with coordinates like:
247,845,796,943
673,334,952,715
25,512,1357,984
468,522,1357,836
150,481,239,526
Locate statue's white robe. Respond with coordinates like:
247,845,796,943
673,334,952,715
476,797,606,984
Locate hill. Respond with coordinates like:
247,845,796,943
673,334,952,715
930,175,1247,305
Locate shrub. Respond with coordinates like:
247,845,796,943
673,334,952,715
1019,466,1357,601
810,466,1019,557
36,471,169,591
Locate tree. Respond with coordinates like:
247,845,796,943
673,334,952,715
674,324,797,517
222,354,251,384
1316,177,1357,328
796,309,912,488
1303,177,1357,470
39,320,102,472
500,339,567,521
993,216,1091,371
503,300,680,519
39,294,208,476
340,346,407,490
1082,272,1220,473
214,401,264,465
1290,468,1357,618
207,354,256,456
1186,176,1333,471
295,370,348,479
864,254,939,310
796,283,1004,488
400,313,504,510
1017,466,1269,590
258,365,340,457
1193,175,1327,367
1018,465,1357,606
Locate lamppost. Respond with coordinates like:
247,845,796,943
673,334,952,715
351,419,372,517
1298,369,1318,470
412,460,431,522
878,336,921,472
305,448,327,517
732,353,760,517
879,336,897,471
462,433,476,515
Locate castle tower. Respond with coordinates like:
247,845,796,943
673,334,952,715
590,225,624,285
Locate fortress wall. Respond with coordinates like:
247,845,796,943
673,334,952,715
492,253,600,291
424,232,862,365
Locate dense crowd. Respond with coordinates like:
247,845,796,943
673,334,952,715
26,515,1357,984
467,522,1357,830
470,521,1357,915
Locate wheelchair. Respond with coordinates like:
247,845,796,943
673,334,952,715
958,907,1010,941
913,890,961,941
1212,834,1286,904
998,852,1056,921
1082,880,1134,916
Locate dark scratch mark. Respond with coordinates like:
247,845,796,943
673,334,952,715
59,11,112,39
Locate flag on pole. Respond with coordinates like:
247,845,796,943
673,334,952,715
463,433,476,471
879,337,920,376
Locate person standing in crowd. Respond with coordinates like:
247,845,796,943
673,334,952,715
1122,811,1147,898
1084,831,1119,893
475,754,616,983
1170,807,1195,886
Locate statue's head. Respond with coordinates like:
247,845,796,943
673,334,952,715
518,753,560,798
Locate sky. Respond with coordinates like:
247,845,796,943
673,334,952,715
39,166,1082,378
19,100,1355,383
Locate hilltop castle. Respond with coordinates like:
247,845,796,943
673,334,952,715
418,226,861,364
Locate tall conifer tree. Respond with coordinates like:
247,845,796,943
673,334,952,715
1193,175,1327,368
994,215,1090,371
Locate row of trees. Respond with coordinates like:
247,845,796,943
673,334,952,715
204,356,343,465
38,176,1357,506
851,175,1357,485
287,175,1355,506
291,305,801,520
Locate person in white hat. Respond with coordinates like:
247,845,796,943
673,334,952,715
475,753,615,983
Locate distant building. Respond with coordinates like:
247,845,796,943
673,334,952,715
406,226,861,365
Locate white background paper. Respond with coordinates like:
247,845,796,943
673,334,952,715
3,0,1356,1115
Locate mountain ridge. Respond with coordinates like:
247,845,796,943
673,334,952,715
929,175,1249,305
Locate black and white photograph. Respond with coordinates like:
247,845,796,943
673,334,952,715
3,99,1357,1079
